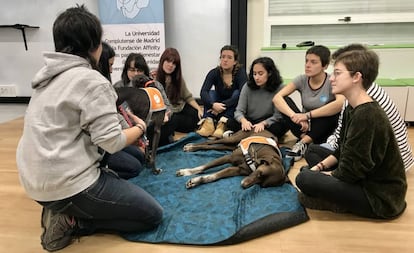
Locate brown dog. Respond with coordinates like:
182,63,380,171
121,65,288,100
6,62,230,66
176,130,287,189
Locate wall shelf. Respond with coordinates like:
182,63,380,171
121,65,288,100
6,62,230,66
262,44,414,51
0,24,39,50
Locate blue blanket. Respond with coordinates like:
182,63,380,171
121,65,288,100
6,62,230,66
122,133,308,245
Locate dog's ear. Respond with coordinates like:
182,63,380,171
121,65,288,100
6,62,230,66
259,157,286,187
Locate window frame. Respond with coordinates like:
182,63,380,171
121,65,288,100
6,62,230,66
263,0,414,47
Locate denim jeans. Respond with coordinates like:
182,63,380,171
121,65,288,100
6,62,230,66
38,170,163,234
203,90,236,120
102,145,145,179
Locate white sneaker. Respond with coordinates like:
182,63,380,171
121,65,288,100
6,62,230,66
286,141,307,161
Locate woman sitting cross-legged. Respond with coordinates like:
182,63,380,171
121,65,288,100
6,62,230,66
295,45,407,219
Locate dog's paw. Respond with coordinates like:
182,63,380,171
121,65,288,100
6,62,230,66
183,143,196,152
176,168,192,176
185,177,201,189
176,166,204,176
176,169,185,176
152,168,162,175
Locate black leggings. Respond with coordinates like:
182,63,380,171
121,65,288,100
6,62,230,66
283,96,339,144
146,119,175,147
296,169,377,218
171,103,199,133
304,143,335,167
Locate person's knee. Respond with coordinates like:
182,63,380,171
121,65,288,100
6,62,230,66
304,144,320,166
295,169,314,193
149,206,164,226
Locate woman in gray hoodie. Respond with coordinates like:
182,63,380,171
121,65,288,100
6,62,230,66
16,5,163,252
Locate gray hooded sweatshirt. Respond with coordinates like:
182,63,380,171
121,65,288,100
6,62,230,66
16,52,126,201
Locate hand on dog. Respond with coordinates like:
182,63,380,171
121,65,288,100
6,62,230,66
241,118,253,131
253,122,266,132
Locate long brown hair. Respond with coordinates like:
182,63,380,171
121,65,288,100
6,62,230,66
156,48,182,104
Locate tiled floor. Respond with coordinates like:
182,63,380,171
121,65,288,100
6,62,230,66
0,103,27,123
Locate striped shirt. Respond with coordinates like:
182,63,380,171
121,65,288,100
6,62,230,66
326,83,414,171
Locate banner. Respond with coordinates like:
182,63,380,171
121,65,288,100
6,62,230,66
98,0,165,83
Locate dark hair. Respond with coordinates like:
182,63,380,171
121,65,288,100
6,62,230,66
334,49,379,90
98,42,116,83
53,4,102,70
306,45,331,67
332,43,368,60
120,53,150,85
247,57,283,92
220,45,239,62
156,48,182,104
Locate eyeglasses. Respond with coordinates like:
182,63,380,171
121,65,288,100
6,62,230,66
128,67,143,73
331,70,355,78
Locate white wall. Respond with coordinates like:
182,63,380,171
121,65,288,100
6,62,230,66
164,0,230,97
3,1,410,98
246,2,414,79
0,0,98,97
246,0,264,70
0,0,230,97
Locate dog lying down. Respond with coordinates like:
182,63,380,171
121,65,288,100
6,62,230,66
176,129,287,189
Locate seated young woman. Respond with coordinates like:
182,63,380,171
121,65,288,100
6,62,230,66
272,45,345,161
295,45,407,219
226,56,288,139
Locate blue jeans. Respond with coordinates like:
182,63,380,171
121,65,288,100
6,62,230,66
203,90,236,120
102,145,145,179
38,170,163,234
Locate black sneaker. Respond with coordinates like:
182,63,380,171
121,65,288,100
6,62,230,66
298,192,348,213
40,207,76,252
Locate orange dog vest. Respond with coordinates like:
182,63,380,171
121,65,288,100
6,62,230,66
239,136,282,171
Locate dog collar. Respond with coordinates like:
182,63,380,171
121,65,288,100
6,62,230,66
239,136,282,171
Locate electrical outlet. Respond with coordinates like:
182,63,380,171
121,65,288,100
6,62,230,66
0,85,17,97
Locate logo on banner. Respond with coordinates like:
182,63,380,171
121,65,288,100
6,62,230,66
117,0,150,19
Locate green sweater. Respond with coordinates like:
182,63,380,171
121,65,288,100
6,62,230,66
332,101,407,219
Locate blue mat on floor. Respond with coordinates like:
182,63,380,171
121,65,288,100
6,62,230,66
122,133,309,245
